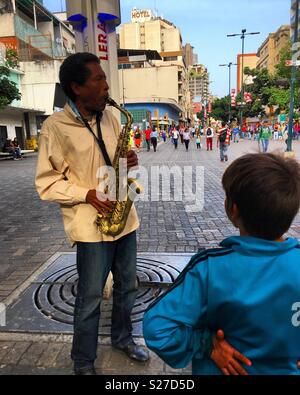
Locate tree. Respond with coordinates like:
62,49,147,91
209,96,239,123
0,49,21,110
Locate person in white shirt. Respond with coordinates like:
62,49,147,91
172,128,179,149
183,128,191,151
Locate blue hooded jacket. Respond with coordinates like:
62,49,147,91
143,236,300,375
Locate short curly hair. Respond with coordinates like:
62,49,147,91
59,53,100,102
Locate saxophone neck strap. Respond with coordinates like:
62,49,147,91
82,112,112,167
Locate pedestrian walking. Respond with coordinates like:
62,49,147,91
183,128,191,151
273,123,279,140
172,128,179,149
179,126,185,145
217,121,231,162
134,126,142,152
144,126,152,152
151,128,158,152
205,126,214,151
259,121,272,153
196,134,201,149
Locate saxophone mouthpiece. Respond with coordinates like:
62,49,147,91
106,97,117,107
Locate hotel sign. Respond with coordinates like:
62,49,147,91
131,9,153,23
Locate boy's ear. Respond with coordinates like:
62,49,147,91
225,199,239,228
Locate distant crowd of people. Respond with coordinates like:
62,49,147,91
128,119,298,162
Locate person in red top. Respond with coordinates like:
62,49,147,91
144,127,152,152
241,124,247,139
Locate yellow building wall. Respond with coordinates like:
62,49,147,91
237,54,259,92
119,66,179,103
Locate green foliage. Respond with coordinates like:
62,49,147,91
211,43,298,122
0,49,21,110
5,49,19,69
209,96,239,122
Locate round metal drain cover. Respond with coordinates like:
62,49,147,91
33,258,180,329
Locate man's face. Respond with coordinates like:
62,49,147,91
72,62,109,112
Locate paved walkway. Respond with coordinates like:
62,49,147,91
1,137,300,374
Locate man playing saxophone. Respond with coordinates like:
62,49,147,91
35,53,149,375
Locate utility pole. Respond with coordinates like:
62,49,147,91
287,0,300,152
227,29,260,128
219,62,237,123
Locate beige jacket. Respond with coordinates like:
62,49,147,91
35,103,139,246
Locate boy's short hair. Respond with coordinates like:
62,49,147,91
222,153,300,240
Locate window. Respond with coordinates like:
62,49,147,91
164,56,177,61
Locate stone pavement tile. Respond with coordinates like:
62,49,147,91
18,342,48,366
0,342,15,362
1,365,71,375
37,343,65,368
100,347,155,375
1,342,31,365
0,364,13,374
53,343,73,370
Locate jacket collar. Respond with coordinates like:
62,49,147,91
65,100,103,124
220,236,299,257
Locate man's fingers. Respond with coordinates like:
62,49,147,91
231,359,249,376
216,330,225,340
227,363,239,376
233,350,252,366
222,368,230,376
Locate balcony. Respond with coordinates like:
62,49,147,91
15,15,68,61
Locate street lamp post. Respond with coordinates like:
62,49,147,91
227,29,260,128
287,0,300,152
219,62,237,123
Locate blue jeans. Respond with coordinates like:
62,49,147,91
71,231,138,369
261,139,269,153
220,142,228,161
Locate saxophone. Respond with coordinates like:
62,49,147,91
96,97,142,236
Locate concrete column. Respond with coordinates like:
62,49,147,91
66,0,121,118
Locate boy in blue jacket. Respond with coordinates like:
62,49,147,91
143,153,300,375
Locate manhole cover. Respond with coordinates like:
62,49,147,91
1,253,191,336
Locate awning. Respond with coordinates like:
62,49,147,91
3,105,45,115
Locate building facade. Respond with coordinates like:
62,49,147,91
0,0,75,148
256,25,290,74
188,64,209,101
183,43,194,68
236,53,259,93
119,8,193,124
291,0,300,39
118,49,184,127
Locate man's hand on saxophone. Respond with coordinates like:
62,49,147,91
127,150,138,170
86,190,115,218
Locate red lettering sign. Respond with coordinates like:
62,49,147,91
97,23,109,61
98,34,107,44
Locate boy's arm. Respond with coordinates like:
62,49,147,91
143,260,209,369
143,258,253,375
